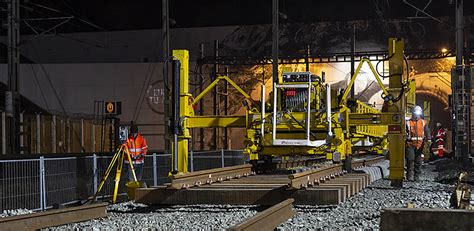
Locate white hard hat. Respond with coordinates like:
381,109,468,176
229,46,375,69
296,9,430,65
413,106,423,116
436,122,442,127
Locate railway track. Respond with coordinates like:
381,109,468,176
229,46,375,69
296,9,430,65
229,198,295,231
288,156,387,189
0,203,108,230
135,155,388,205
288,163,345,189
352,156,386,168
170,164,254,189
168,156,386,190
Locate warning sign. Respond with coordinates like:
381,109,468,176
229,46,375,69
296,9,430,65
104,101,121,115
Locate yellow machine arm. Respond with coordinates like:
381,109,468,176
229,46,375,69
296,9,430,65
192,76,252,106
339,58,390,105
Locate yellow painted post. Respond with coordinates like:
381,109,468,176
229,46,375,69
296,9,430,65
173,50,191,173
387,38,406,187
406,80,416,110
113,148,124,203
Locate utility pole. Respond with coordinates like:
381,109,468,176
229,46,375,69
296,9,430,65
272,0,279,85
162,0,170,153
212,40,219,150
199,43,205,150
6,0,20,154
350,25,356,98
451,0,471,162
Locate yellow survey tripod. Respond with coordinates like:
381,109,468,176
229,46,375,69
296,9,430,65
92,144,139,203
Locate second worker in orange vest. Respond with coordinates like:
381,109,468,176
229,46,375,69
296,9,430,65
124,123,148,182
406,106,431,181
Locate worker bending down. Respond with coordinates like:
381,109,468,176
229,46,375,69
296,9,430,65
405,106,431,181
124,123,148,182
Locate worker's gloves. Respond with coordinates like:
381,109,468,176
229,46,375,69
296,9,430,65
132,154,145,160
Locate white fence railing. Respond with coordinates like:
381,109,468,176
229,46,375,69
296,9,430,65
0,150,245,211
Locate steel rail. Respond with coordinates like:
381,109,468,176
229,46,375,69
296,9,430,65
0,203,108,230
352,156,386,169
288,163,345,189
288,156,386,189
253,156,327,173
228,198,295,231
169,164,254,189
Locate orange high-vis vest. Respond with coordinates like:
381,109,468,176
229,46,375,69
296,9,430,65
406,119,426,149
124,134,148,164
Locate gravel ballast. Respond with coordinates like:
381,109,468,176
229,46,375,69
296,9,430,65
47,163,454,230
0,208,34,218
278,164,454,230
49,202,258,230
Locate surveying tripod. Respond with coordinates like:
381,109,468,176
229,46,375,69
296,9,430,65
92,144,139,203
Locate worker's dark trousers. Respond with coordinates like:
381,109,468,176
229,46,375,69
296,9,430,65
405,146,423,181
126,163,144,182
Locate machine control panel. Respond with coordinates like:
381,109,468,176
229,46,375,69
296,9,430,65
282,72,321,83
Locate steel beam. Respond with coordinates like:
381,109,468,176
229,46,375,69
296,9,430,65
0,203,107,230
197,50,461,66
187,116,246,128
229,198,295,231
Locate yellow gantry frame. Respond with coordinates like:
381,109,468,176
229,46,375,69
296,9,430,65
173,50,249,173
339,58,390,105
173,50,190,174
191,76,252,106
338,58,390,142
387,38,406,187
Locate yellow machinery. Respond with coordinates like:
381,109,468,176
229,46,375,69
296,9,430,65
243,58,391,162
171,38,409,186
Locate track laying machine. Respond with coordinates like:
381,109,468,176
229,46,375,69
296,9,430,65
170,38,409,186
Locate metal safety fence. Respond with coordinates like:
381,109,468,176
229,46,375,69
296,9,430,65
0,150,245,211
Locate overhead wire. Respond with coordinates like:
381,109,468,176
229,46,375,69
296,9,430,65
133,63,159,122
132,61,157,122
131,30,162,122
31,45,68,116
29,64,51,112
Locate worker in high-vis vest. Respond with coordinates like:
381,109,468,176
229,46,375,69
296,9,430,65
434,122,446,158
406,106,431,181
124,123,148,182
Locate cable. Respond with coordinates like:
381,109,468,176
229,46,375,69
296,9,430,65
375,54,402,78
133,63,158,122
390,54,411,103
31,45,88,151
30,64,50,112
286,111,318,140
32,46,68,116
132,62,157,121
132,33,161,121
